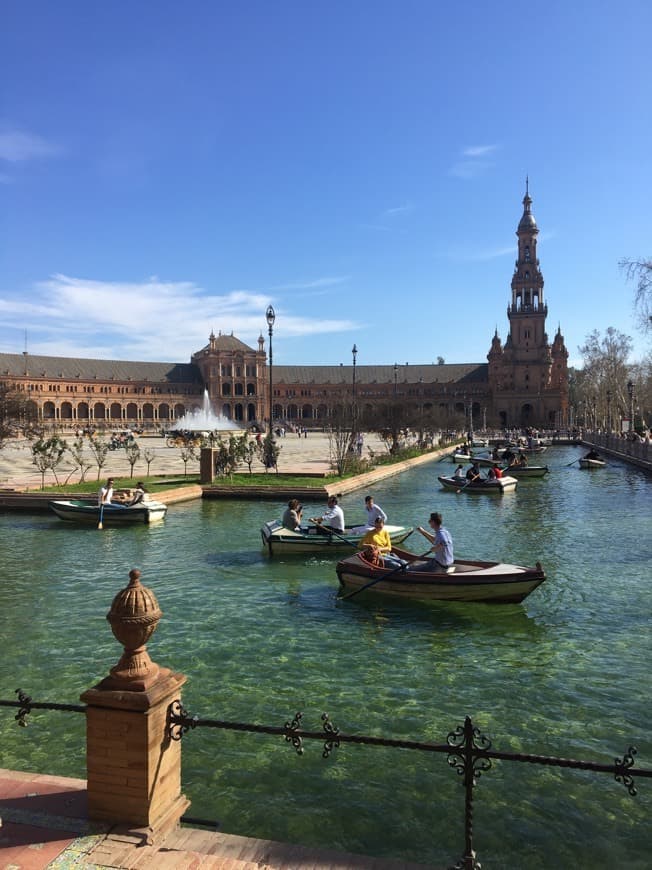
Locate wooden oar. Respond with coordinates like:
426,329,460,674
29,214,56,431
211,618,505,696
563,458,580,467
98,502,105,530
338,549,431,601
456,476,476,493
308,519,357,547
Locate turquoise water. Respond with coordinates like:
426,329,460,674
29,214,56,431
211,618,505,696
1,446,651,868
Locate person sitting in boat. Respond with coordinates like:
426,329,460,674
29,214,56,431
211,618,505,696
416,512,454,571
453,464,465,480
466,461,481,482
487,466,496,480
310,496,345,533
363,494,387,529
128,482,148,506
282,498,303,531
359,516,392,556
503,446,516,465
492,445,502,460
459,442,471,455
492,463,503,479
98,477,114,506
584,448,601,461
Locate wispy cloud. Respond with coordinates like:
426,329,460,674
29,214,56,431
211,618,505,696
0,274,358,360
0,128,62,163
449,144,500,179
267,276,350,291
359,202,414,233
382,203,414,218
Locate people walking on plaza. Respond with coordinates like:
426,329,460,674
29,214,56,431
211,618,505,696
416,512,454,571
309,495,345,532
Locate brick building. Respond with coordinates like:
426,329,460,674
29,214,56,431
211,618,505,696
0,188,568,432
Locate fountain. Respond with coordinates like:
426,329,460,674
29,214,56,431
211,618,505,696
174,390,240,431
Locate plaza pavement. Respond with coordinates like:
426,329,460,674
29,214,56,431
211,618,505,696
0,431,390,490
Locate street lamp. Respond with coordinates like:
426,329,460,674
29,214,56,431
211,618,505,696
606,389,612,434
627,380,635,434
265,305,275,466
393,362,398,398
351,344,358,436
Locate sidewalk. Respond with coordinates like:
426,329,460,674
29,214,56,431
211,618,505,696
0,432,391,490
0,768,436,869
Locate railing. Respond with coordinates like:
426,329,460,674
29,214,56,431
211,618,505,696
2,689,651,870
585,431,650,464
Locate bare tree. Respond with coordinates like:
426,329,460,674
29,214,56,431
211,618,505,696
577,327,633,428
620,257,652,334
65,436,94,483
143,448,156,477
31,436,67,488
180,445,198,476
125,443,141,478
87,437,110,480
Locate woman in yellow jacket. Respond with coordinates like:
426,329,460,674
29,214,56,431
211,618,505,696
359,516,392,555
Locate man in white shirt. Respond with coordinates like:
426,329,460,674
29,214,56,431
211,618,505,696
310,496,345,532
98,477,114,506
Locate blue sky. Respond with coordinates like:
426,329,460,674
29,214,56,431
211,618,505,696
1,1,651,369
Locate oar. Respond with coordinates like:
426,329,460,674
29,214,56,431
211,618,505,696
308,519,357,547
338,550,431,601
98,502,105,530
563,458,580,467
456,476,476,493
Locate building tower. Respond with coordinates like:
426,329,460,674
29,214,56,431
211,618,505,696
488,183,569,428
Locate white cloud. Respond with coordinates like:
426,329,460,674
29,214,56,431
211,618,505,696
0,129,62,162
0,274,358,360
450,144,500,179
462,145,499,158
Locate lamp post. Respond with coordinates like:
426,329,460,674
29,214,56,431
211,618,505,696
265,305,275,466
351,344,358,437
627,380,635,434
606,389,612,434
393,362,398,398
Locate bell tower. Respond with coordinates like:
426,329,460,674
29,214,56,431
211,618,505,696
488,183,569,428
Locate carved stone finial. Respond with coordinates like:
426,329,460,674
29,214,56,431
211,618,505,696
105,569,163,690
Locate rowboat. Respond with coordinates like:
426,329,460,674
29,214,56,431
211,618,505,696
450,452,495,467
261,520,414,556
579,458,606,469
501,465,549,478
336,547,546,603
49,499,168,525
437,475,518,494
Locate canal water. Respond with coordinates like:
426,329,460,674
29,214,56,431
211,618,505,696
1,446,650,868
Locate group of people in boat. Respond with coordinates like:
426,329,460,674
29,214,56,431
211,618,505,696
280,493,454,573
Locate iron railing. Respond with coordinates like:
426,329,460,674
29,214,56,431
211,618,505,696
2,689,651,870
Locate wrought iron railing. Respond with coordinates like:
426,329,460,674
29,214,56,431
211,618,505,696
2,689,651,870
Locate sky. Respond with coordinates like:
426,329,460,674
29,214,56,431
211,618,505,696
1,1,651,370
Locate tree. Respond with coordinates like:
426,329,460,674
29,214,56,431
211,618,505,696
180,445,198,476
0,384,38,447
65,436,94,483
125,443,141,478
87,436,110,480
258,434,280,473
143,448,156,476
620,257,652,335
577,327,633,429
31,436,67,488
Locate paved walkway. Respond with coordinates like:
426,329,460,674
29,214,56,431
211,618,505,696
0,768,436,869
0,432,390,490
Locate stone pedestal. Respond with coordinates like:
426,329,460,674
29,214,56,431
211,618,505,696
80,569,190,839
200,447,215,484
81,672,189,835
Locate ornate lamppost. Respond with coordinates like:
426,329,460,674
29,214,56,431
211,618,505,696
606,389,612,435
627,380,635,434
265,305,275,467
351,344,358,437
393,362,398,398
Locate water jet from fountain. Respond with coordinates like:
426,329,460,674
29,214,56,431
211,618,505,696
174,390,240,431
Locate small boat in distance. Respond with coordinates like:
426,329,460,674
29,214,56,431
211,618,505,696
438,475,518,494
49,499,168,525
261,520,413,556
501,465,549,478
336,547,546,603
579,458,606,469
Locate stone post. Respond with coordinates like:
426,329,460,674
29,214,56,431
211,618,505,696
80,569,189,840
199,446,215,483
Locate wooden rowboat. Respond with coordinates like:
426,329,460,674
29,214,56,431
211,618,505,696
261,520,414,556
501,465,549,478
438,475,518,494
49,499,168,525
579,458,606,469
336,547,546,603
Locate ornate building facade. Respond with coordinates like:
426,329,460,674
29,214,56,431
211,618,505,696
0,188,568,432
